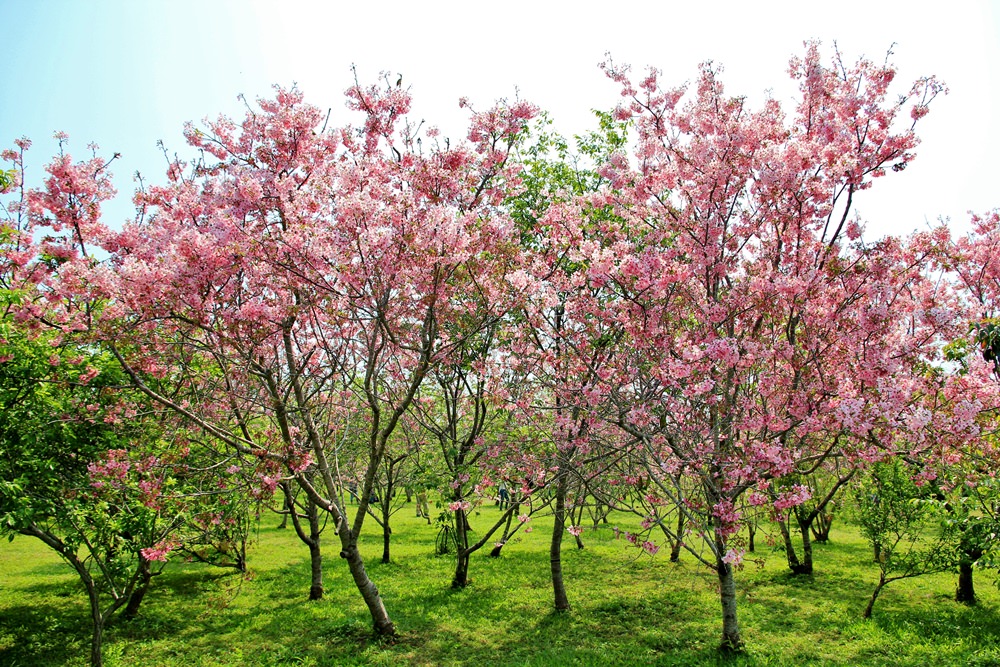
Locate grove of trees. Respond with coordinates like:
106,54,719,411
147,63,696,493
2,45,999,666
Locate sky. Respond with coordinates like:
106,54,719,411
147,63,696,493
2,0,998,239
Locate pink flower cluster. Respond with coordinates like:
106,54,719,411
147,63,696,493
141,539,178,562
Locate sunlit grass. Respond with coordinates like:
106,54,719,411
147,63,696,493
3,505,999,666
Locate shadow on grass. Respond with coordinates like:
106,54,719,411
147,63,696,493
870,594,1000,643
0,602,87,667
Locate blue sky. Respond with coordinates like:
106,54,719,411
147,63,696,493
3,0,998,239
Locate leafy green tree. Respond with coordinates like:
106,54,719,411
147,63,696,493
0,138,254,666
0,315,179,667
853,460,956,619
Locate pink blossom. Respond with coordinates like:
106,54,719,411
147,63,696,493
772,485,812,512
141,540,176,562
721,548,744,566
78,365,100,384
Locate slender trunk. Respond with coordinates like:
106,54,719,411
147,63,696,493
778,517,801,571
381,506,392,564
863,573,887,619
670,509,684,563
277,492,291,529
811,512,833,542
550,469,570,611
571,506,585,549
795,519,814,575
453,550,471,588
453,508,471,588
90,614,104,667
340,541,395,636
308,541,324,600
82,576,105,667
308,499,324,600
287,483,325,601
123,558,152,620
746,519,755,554
490,502,519,558
716,554,742,652
235,530,248,573
956,560,976,604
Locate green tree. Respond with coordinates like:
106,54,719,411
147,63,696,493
853,460,956,619
0,314,179,667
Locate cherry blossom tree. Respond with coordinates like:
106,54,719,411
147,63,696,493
920,211,1000,603
596,43,947,651
509,111,634,611
0,137,260,667
95,79,535,636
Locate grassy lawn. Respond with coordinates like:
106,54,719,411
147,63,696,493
2,505,1000,666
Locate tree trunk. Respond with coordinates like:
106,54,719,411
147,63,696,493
307,500,324,600
489,504,518,558
287,484,325,601
550,470,570,611
90,613,105,667
381,506,392,565
956,560,976,604
381,524,391,564
792,519,813,575
811,511,833,542
716,554,742,652
863,573,887,619
746,519,755,554
777,517,801,572
235,535,248,574
571,504,585,549
453,508,471,588
340,542,395,636
667,510,685,562
81,574,106,667
308,540,324,600
453,549,471,588
277,491,291,529
123,558,152,620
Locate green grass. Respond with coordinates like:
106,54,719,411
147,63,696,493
3,507,999,666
